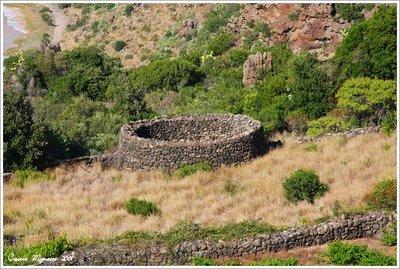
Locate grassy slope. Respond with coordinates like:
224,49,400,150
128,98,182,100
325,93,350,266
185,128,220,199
4,132,396,246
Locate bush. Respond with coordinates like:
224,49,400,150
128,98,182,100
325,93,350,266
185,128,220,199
305,143,318,152
306,115,352,137
40,12,53,26
336,78,396,126
12,169,55,188
364,178,396,211
3,235,71,265
285,109,308,134
381,222,397,247
125,4,134,16
251,257,299,266
177,162,211,178
206,32,234,56
381,111,396,135
125,198,161,217
192,257,217,266
334,5,396,81
336,4,365,22
114,40,127,52
282,169,329,204
327,241,396,266
203,4,241,33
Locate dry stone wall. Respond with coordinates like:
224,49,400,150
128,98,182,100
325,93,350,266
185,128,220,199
112,114,265,170
42,212,394,266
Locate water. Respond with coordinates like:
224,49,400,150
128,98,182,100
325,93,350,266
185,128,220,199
3,6,27,51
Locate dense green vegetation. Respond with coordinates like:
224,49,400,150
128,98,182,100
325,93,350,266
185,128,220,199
364,178,397,211
177,162,212,178
3,235,71,266
3,4,397,171
125,198,161,217
380,221,397,247
282,169,329,204
327,241,396,266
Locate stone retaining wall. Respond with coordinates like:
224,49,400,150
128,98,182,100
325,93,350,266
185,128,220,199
43,212,394,266
112,114,265,170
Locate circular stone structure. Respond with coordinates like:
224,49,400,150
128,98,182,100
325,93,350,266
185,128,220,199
114,114,264,170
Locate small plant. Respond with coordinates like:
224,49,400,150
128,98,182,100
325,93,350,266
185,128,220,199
177,162,211,178
305,143,318,152
224,179,238,196
12,169,55,188
114,40,127,52
40,12,53,26
381,111,396,135
382,143,391,151
364,178,396,211
125,198,160,217
288,10,300,21
282,169,329,204
250,257,299,266
380,221,397,246
124,4,134,16
112,174,123,183
3,235,71,265
192,257,217,266
327,241,396,266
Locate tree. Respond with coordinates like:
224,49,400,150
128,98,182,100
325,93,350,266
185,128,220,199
334,5,397,83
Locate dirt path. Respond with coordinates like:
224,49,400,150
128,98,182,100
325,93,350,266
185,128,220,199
42,3,67,44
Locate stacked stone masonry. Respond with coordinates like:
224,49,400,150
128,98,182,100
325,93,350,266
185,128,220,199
44,212,394,266
112,114,265,170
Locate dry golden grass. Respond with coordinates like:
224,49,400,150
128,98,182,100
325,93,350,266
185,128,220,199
3,132,396,245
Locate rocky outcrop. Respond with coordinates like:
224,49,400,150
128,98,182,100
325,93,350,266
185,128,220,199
242,52,272,87
40,212,394,266
229,4,351,60
178,19,198,37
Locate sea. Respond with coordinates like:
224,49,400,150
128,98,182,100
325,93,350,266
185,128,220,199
3,6,27,51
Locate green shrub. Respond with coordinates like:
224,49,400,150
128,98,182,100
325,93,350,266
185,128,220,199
365,178,396,211
12,169,55,188
40,12,53,26
3,235,71,265
380,222,397,246
192,257,217,266
177,162,211,178
39,7,51,13
206,32,234,56
203,4,241,33
336,78,396,126
250,257,299,266
336,4,365,22
306,115,352,137
305,143,318,152
282,169,329,204
288,11,300,21
124,4,134,16
114,40,127,52
381,111,396,135
224,48,249,67
327,241,396,266
334,6,396,81
125,198,161,217
224,179,238,196
252,21,271,37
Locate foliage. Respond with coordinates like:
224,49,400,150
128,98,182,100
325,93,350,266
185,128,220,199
306,115,353,137
364,178,396,211
224,179,238,196
327,241,396,266
124,4,134,16
192,257,217,266
114,40,127,52
288,11,300,21
305,143,318,152
206,32,234,56
125,198,161,217
40,9,53,26
380,221,397,247
223,48,249,67
282,169,329,204
3,235,71,266
334,5,397,82
336,77,396,126
250,257,299,266
381,111,397,135
336,4,365,22
203,4,241,33
177,162,211,178
288,52,334,119
12,169,55,188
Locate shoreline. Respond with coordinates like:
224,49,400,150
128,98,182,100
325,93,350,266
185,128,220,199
3,6,28,34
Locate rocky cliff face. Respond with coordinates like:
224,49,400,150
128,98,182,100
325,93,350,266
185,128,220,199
243,52,272,87
229,4,351,60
